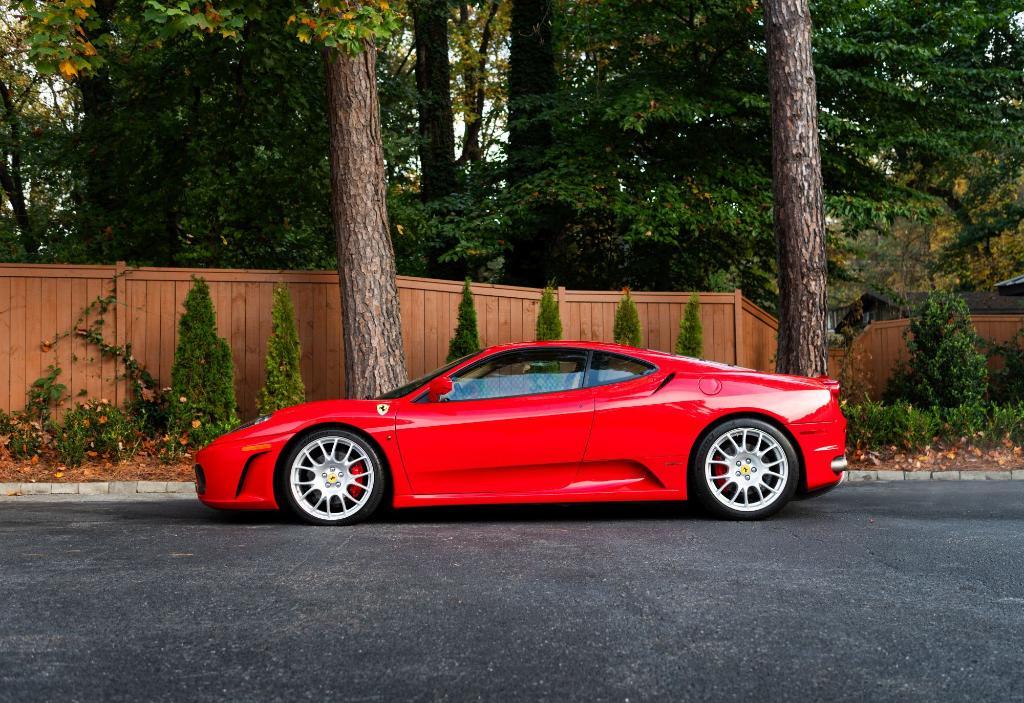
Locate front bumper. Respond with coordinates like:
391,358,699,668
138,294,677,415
194,432,287,510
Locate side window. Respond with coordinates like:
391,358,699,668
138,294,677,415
587,352,653,387
447,350,588,401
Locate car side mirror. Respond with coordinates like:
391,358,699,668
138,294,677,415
428,376,453,403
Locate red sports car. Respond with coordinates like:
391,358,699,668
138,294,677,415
195,341,847,525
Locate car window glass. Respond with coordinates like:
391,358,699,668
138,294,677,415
447,350,587,401
588,352,652,386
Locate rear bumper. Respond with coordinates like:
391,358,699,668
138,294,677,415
792,416,847,495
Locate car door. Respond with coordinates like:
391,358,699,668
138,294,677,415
395,348,595,495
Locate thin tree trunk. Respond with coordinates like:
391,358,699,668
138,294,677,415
764,0,828,377
458,0,500,165
324,45,408,399
413,0,457,201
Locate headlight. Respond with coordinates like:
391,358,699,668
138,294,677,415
232,414,272,433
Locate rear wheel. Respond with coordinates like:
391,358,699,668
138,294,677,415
279,429,386,526
691,419,798,520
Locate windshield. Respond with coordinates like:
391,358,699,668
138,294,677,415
375,354,476,400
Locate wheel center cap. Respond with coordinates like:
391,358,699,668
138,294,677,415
327,472,338,483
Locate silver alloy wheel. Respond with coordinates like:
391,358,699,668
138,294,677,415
704,427,789,513
289,435,375,522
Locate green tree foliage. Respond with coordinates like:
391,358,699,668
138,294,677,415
7,1,1024,313
675,293,703,357
535,284,562,341
613,290,642,347
257,284,305,413
447,278,481,361
165,277,238,454
886,292,988,408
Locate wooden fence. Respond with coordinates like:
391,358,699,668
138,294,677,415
828,315,1024,399
0,263,779,418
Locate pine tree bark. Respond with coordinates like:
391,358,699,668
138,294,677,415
324,46,408,399
764,0,828,377
413,0,457,201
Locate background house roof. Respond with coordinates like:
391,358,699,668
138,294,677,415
996,274,1024,296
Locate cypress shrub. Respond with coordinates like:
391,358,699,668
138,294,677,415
536,284,562,341
447,278,482,361
164,277,238,455
885,291,988,408
257,284,306,413
675,293,703,357
613,289,642,347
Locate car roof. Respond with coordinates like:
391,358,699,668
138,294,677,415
478,340,680,364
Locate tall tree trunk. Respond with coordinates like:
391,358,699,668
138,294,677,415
77,0,119,253
324,46,408,399
764,0,828,377
0,79,34,254
413,0,457,202
507,0,555,182
505,0,558,286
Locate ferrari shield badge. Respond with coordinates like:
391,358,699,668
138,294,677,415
376,403,389,416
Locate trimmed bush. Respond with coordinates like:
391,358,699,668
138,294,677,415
885,291,988,408
613,289,642,347
257,284,305,413
989,331,1024,404
536,284,562,341
845,401,1024,452
675,293,703,357
165,277,238,455
447,278,482,361
844,400,938,451
52,401,142,467
0,411,43,460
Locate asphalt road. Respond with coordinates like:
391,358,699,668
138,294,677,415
1,483,1023,703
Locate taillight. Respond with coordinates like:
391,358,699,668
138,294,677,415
817,375,841,403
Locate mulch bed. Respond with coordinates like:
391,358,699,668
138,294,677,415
0,454,194,483
850,443,1023,472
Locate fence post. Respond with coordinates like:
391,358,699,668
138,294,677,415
114,261,127,406
734,288,744,367
557,286,567,335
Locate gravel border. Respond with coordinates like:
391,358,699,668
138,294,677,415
3,471,1024,497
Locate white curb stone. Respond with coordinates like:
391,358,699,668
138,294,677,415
2,482,22,495
905,471,931,480
932,471,961,480
51,483,79,494
79,482,110,495
137,481,167,493
108,481,138,494
1012,470,1024,481
167,482,195,493
20,482,52,495
960,470,1011,480
875,470,905,481
847,470,876,481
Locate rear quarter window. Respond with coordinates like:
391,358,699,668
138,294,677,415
587,352,655,387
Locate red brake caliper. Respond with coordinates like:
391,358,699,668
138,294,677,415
348,462,366,499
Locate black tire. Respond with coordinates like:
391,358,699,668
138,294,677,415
277,428,387,526
689,418,799,520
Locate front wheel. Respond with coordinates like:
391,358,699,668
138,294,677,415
690,419,798,520
279,429,387,526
